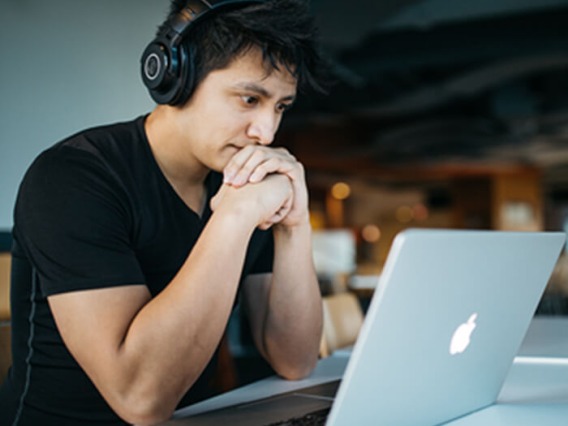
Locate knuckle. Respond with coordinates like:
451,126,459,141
251,149,268,161
240,165,256,176
278,147,296,160
276,147,290,155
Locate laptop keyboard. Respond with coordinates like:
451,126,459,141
264,407,331,426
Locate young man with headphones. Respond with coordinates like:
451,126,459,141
0,0,329,425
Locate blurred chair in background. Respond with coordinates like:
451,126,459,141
0,252,12,383
538,252,568,315
320,291,364,358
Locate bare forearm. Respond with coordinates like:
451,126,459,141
105,210,256,422
263,221,323,379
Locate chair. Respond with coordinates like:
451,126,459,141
0,252,12,383
0,324,10,383
320,291,364,358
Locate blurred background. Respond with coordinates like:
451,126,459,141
1,0,568,388
2,0,568,303
283,0,568,311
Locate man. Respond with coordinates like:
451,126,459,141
0,0,329,424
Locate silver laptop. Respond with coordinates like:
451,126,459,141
164,229,566,426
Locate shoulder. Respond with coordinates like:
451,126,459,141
55,115,148,166
22,116,149,192
16,117,151,226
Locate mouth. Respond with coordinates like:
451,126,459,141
225,144,241,154
227,143,249,153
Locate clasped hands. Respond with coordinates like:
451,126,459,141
210,145,308,230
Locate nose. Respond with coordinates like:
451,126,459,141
247,110,280,146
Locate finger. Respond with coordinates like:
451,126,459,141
209,183,229,211
264,192,294,225
280,192,294,217
223,146,257,184
248,157,293,183
230,149,273,187
225,147,296,187
258,214,281,230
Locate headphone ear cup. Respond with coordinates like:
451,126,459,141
170,43,197,106
141,38,184,105
141,41,170,90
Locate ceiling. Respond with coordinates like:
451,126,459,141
279,0,568,193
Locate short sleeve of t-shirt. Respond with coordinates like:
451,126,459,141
14,144,145,296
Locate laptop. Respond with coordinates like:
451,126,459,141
164,229,566,426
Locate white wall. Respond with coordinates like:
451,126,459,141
0,1,167,229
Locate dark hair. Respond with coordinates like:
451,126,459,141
158,0,330,98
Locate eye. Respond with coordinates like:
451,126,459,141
277,102,293,113
241,95,259,106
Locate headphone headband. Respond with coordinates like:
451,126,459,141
141,0,264,105
166,0,210,41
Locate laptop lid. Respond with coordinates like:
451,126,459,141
164,229,565,426
327,229,565,426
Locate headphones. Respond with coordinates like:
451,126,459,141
141,0,263,106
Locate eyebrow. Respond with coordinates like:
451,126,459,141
234,82,296,103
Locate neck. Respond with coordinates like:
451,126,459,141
144,107,209,214
145,106,209,187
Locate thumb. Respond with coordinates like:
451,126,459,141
210,186,226,212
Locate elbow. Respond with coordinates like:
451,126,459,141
280,368,312,381
278,364,315,381
120,410,172,426
265,340,320,381
275,357,318,381
117,405,173,426
111,392,176,426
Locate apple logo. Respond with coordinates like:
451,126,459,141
449,313,478,355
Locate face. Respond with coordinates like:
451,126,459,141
173,47,298,173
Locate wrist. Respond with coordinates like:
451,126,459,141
273,216,312,238
213,199,260,231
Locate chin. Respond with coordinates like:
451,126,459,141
209,160,226,174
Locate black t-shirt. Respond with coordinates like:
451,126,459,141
0,116,274,425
